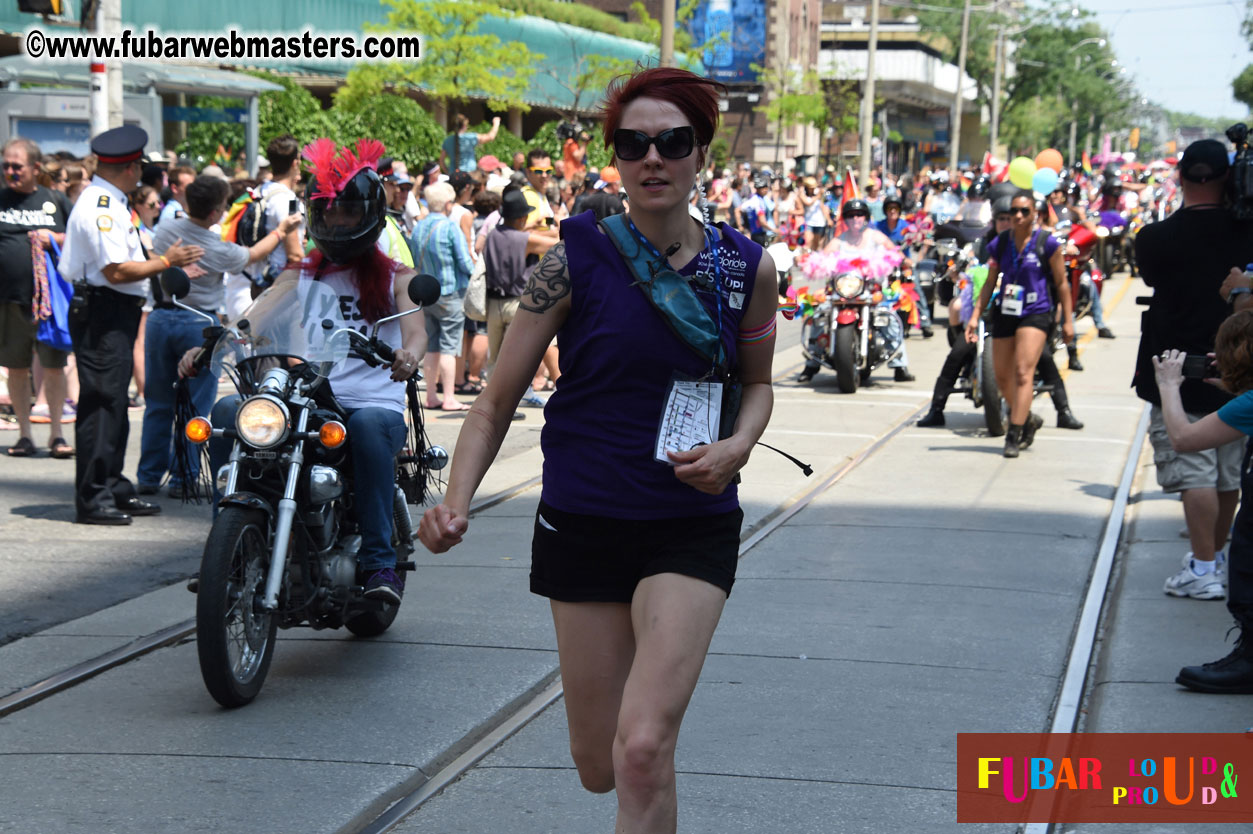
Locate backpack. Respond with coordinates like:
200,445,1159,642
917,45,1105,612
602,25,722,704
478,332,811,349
221,185,281,247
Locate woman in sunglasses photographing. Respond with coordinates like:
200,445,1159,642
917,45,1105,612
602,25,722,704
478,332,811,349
419,67,779,832
966,189,1074,457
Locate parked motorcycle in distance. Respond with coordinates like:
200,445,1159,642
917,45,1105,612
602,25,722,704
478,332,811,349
163,269,448,708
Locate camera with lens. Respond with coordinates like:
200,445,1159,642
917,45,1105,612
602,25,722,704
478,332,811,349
556,121,583,143
1226,123,1253,221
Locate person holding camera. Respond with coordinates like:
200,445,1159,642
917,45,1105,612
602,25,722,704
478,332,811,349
1134,139,1253,598
1152,313,1253,692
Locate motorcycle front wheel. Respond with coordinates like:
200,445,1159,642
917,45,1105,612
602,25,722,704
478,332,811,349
196,507,278,708
980,337,1007,437
834,324,860,394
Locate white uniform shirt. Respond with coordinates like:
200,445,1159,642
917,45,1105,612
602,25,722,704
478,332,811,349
59,175,148,298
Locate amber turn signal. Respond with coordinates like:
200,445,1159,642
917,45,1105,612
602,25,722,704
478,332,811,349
319,421,347,449
185,417,212,445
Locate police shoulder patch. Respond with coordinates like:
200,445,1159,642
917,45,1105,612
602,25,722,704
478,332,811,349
96,215,113,232
96,194,110,208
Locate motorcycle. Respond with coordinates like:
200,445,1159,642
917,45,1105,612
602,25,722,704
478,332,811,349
164,269,448,708
1095,209,1132,278
1053,220,1105,322
799,250,907,394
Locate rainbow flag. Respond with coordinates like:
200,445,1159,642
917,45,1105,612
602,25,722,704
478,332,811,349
214,143,232,168
1081,151,1092,176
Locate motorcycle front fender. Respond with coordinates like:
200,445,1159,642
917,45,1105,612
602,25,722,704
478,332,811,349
220,492,275,521
836,306,861,326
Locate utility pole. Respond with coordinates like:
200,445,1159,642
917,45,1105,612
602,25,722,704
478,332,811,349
660,0,674,67
858,0,880,190
90,0,123,135
949,0,971,171
990,26,1003,157
104,0,122,129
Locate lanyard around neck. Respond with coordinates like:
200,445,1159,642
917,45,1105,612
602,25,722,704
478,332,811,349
625,216,725,377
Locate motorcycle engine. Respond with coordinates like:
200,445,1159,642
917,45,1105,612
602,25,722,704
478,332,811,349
325,534,363,593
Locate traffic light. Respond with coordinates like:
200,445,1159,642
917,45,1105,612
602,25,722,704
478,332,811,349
17,0,63,14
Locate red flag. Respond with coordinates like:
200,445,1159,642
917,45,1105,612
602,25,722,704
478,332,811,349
832,167,861,237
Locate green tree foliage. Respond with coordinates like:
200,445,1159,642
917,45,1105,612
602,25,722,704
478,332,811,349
530,120,612,170
998,14,1130,157
473,120,528,167
1234,64,1253,112
333,93,445,169
350,0,539,118
911,0,1008,107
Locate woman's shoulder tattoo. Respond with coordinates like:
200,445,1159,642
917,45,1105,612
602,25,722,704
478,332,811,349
521,242,570,314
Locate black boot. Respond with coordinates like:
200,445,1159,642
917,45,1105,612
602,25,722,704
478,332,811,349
1067,345,1084,372
917,380,953,427
1020,411,1045,449
797,363,820,384
1176,628,1253,694
1051,384,1084,430
894,367,916,382
921,325,934,338
1004,424,1023,458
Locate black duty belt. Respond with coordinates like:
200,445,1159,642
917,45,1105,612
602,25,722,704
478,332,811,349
84,285,146,308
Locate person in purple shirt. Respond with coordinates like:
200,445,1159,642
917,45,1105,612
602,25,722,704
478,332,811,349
967,189,1074,457
419,67,778,832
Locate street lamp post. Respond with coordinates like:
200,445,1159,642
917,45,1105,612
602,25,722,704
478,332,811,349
858,0,881,189
950,0,972,171
1066,38,1106,166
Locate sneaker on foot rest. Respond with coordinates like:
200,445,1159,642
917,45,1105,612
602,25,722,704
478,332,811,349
364,567,404,604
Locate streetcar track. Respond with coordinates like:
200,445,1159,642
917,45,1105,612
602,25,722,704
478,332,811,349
351,407,1153,833
1,343,807,717
0,477,542,719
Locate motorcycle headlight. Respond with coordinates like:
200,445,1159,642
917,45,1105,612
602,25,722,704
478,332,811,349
834,273,865,299
235,395,289,449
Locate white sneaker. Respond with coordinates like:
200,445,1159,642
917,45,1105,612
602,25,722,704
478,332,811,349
1179,551,1227,588
1165,558,1226,600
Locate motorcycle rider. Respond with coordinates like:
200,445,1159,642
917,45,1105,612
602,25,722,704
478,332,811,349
799,199,914,383
875,197,907,246
918,198,1083,431
1046,183,1114,352
966,190,1075,456
184,139,426,605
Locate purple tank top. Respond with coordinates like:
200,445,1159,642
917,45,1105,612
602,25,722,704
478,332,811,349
987,229,1060,317
541,210,762,519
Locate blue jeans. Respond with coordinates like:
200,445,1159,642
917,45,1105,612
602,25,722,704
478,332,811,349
1090,286,1108,329
137,308,219,487
208,397,406,571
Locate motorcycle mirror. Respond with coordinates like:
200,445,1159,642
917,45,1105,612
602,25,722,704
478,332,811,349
422,445,450,471
160,267,191,301
409,273,442,307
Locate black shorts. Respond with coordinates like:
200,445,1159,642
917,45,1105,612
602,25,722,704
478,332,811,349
990,310,1053,339
530,500,743,603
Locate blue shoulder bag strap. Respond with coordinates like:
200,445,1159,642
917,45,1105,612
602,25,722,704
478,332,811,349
598,214,727,375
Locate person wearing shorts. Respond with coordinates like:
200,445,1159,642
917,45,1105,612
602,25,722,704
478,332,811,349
968,189,1074,458
420,67,779,832
0,137,73,458
410,181,473,412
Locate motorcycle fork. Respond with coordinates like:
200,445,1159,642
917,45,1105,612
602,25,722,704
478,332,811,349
261,406,311,611
859,306,870,367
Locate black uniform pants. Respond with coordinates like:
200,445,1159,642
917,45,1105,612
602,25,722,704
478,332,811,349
1228,444,1253,628
70,288,142,516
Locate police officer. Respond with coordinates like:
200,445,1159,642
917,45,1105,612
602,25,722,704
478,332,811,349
60,125,204,525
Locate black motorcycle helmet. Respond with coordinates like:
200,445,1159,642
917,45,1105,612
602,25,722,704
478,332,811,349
882,196,903,213
305,167,387,264
969,175,991,199
841,198,870,219
991,196,1013,218
1065,180,1083,203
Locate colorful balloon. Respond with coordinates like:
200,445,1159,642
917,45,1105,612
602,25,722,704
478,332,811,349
1032,167,1059,195
1008,156,1037,189
1034,149,1064,173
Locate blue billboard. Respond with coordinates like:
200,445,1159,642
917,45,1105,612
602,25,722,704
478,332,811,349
687,0,766,84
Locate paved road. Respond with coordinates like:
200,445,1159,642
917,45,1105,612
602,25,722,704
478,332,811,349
0,272,1168,833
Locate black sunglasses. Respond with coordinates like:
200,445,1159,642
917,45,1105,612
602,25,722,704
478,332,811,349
1010,207,1033,216
612,126,695,162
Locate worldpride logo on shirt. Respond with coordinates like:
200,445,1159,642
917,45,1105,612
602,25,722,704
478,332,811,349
692,246,749,293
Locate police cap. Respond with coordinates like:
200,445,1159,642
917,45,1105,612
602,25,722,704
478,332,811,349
90,125,148,166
